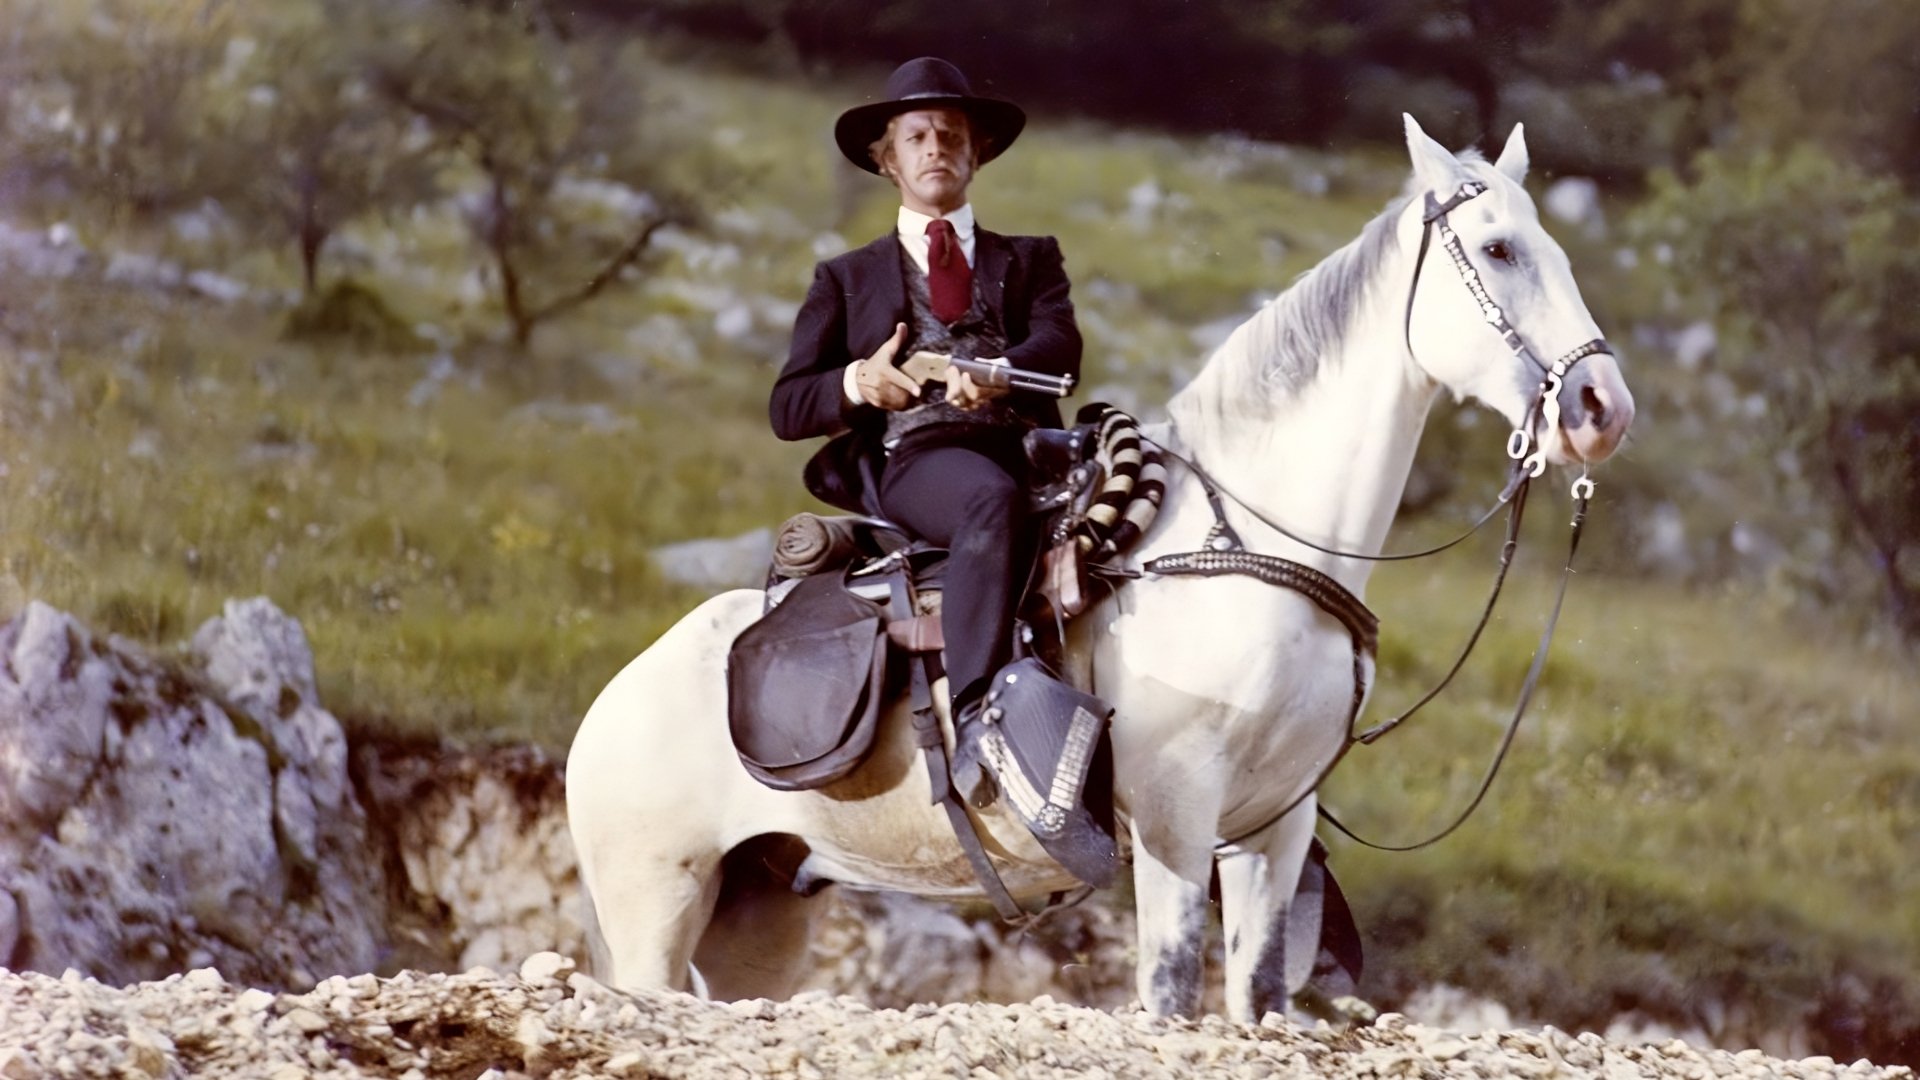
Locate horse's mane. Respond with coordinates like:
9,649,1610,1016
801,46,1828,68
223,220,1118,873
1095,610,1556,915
1245,198,1407,395
1178,150,1495,410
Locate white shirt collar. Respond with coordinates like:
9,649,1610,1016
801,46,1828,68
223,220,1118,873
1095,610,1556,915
895,203,976,274
896,202,975,243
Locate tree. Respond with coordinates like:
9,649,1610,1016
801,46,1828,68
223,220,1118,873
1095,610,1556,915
222,0,439,296
1,0,239,220
374,2,693,348
1638,145,1920,639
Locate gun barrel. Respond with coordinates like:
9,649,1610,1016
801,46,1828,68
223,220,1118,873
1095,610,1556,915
951,357,1075,398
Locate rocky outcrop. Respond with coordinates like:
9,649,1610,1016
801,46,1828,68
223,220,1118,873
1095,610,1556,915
0,599,384,987
0,598,586,989
352,739,585,973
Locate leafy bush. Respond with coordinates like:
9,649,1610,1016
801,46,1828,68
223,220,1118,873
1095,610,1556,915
1635,144,1920,640
281,280,427,352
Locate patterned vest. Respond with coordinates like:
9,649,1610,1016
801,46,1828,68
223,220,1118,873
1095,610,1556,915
883,242,1024,448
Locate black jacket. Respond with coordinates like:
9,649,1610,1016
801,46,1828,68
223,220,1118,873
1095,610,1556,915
770,228,1082,513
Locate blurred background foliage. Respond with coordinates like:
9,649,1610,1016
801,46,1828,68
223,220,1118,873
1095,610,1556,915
0,0,1915,1065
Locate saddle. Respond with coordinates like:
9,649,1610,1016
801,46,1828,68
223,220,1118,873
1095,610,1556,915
726,406,1164,896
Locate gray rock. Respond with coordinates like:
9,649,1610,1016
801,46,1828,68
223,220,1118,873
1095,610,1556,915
0,600,389,987
104,251,185,290
1638,501,1696,578
0,603,114,838
650,528,774,590
0,220,90,278
185,270,251,304
1543,177,1603,230
1671,320,1718,371
353,740,584,973
714,302,755,340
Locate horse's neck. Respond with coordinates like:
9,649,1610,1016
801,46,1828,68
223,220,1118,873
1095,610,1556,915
1162,298,1439,597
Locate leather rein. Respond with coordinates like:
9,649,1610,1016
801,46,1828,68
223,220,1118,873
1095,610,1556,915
1131,179,1610,852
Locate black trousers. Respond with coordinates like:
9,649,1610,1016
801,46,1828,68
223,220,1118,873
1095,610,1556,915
877,429,1033,708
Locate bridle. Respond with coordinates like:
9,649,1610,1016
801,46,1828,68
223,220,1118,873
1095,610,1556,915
1132,176,1613,851
1408,178,1613,489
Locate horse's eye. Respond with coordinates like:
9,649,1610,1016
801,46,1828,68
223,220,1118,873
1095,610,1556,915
1483,240,1514,264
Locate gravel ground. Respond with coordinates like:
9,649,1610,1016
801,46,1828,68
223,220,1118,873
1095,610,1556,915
2,955,1910,1080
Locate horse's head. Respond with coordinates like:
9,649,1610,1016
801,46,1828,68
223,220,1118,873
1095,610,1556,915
1400,115,1634,467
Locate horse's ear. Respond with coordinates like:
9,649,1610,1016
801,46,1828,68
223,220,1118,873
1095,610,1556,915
1403,113,1458,192
1495,123,1529,185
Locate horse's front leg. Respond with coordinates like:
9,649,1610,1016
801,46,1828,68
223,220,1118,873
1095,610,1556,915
1128,781,1225,1016
1216,794,1318,1023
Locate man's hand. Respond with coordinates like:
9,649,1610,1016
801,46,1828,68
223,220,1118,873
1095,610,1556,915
945,359,1012,409
854,323,921,410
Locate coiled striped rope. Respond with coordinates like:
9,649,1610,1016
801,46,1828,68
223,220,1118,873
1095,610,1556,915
1069,403,1166,561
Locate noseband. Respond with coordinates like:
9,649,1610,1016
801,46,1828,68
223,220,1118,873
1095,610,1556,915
1405,179,1611,493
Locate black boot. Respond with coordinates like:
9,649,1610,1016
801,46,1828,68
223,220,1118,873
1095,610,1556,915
949,691,999,810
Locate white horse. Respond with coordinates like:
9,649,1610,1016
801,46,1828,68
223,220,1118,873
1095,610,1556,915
566,115,1635,1021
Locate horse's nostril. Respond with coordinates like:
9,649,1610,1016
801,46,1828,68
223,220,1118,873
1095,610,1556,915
1581,384,1608,428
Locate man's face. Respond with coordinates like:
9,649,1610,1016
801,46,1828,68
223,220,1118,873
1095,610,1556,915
886,108,975,216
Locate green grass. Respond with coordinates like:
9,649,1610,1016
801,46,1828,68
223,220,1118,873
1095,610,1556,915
2,41,1916,1062
1330,554,1920,1053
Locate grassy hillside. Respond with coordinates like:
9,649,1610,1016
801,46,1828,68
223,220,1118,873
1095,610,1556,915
2,43,1915,1064
1334,555,1920,1058
1,52,1403,743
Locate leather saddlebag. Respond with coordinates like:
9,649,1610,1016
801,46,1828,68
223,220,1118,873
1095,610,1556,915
727,570,889,791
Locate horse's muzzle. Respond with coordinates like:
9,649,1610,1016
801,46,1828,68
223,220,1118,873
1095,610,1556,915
1558,351,1635,464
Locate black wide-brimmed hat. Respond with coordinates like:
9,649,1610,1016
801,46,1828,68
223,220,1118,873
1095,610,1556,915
834,57,1027,174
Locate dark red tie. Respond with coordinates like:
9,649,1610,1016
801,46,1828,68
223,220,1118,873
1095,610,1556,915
926,218,971,324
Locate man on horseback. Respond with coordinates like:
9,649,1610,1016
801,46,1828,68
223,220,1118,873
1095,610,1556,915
770,57,1082,727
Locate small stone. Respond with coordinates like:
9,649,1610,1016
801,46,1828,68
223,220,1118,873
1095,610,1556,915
235,988,276,1014
182,968,224,990
518,952,576,984
726,998,778,1021
566,972,608,998
266,1066,305,1080
1427,1037,1471,1061
605,1052,643,1074
125,1028,173,1078
283,1007,330,1035
0,1048,42,1080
